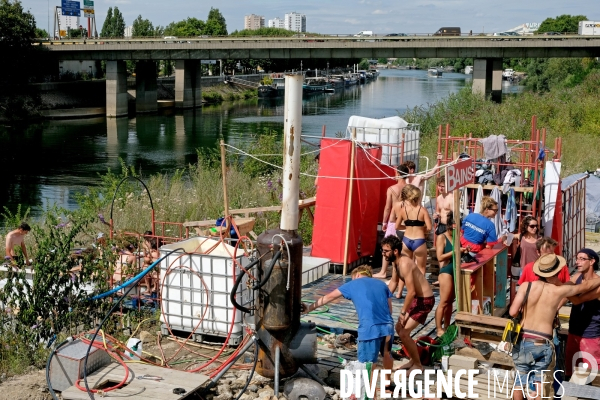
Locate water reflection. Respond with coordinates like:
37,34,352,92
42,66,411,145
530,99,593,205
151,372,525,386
0,69,522,218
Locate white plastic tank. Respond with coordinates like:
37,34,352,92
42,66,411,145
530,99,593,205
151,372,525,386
159,237,253,342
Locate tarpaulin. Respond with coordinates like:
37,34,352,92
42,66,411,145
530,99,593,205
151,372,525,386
312,139,383,264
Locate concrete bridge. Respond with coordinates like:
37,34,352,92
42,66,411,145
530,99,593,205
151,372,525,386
39,36,600,116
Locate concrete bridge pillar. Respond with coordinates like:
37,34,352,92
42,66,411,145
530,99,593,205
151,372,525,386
175,60,202,109
106,60,128,117
472,58,503,103
136,61,158,113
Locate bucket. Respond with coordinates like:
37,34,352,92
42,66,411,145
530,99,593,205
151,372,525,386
126,338,142,361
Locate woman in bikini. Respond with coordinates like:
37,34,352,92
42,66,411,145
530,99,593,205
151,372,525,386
391,184,432,297
373,165,409,279
434,211,467,337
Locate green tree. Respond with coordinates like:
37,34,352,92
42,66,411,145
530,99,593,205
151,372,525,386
204,7,227,36
35,27,48,38
100,6,125,37
537,14,587,34
132,15,154,37
164,17,205,36
0,0,37,87
100,7,113,37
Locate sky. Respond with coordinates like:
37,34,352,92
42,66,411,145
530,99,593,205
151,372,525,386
23,0,598,36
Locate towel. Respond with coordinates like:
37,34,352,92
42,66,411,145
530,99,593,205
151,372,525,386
479,135,508,160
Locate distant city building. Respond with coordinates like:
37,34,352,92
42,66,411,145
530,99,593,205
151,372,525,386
284,12,306,33
59,14,80,30
268,17,284,29
124,25,133,38
244,14,265,30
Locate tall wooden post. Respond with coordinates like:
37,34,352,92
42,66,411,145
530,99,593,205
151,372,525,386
453,186,462,311
220,140,230,237
342,128,357,276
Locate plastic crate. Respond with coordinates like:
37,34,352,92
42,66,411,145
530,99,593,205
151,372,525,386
159,237,253,343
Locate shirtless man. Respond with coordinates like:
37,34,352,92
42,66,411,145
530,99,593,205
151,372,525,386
373,165,409,279
509,253,600,400
433,175,454,235
404,153,443,200
5,222,31,266
381,235,434,372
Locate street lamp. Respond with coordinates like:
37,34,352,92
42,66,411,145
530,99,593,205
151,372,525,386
300,60,303,74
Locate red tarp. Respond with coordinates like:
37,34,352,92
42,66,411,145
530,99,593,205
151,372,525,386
312,139,386,264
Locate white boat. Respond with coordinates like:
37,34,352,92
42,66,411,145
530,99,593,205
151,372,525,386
465,65,473,75
427,67,443,77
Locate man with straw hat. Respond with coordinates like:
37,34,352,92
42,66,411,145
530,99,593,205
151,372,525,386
509,253,600,400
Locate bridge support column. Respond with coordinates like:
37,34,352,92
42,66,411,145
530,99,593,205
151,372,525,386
175,60,202,109
472,58,503,103
106,60,128,117
136,61,157,113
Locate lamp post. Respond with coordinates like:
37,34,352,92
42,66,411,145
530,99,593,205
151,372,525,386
300,61,303,74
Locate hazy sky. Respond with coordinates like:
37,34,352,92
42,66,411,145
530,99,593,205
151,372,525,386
24,0,598,35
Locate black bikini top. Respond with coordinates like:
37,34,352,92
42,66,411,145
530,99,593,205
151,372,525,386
404,204,426,227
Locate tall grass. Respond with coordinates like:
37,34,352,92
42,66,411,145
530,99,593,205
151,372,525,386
402,70,600,177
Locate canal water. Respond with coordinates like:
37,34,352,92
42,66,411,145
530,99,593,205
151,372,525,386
0,69,522,220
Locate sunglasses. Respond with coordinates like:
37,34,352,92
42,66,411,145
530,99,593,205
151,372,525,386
577,257,591,262
529,224,538,228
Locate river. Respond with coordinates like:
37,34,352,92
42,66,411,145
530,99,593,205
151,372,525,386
0,69,522,220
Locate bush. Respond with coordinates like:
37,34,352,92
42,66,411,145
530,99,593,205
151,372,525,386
202,91,223,103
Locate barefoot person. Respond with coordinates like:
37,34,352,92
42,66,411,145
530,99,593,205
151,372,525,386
434,211,466,337
382,235,434,372
393,184,432,276
509,253,600,400
301,265,394,371
5,222,31,266
373,165,409,279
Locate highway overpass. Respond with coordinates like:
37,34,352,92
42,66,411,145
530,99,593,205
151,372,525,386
37,36,600,116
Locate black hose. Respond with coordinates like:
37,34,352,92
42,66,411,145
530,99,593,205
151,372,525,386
229,257,261,314
234,337,259,400
82,247,185,399
46,338,72,400
252,250,282,290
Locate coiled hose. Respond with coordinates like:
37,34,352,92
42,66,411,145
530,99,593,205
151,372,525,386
230,250,281,313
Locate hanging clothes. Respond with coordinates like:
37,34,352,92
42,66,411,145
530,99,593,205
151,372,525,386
474,185,484,214
490,186,505,238
479,135,508,160
502,169,522,193
504,188,518,233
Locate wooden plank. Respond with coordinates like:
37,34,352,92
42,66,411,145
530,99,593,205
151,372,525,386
455,312,509,328
465,184,532,193
61,362,210,400
456,347,514,367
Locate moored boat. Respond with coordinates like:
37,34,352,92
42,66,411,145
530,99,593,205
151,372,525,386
428,67,443,77
464,65,473,75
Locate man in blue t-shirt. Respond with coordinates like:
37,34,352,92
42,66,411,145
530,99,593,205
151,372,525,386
302,265,394,368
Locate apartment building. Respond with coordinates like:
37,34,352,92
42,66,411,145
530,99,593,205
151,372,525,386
244,14,265,30
284,12,306,33
268,17,284,29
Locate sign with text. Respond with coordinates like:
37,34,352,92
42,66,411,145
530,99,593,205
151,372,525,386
61,0,81,16
445,157,475,192
201,60,217,64
83,0,93,17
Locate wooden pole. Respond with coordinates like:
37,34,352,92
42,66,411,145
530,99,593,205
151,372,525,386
453,186,462,312
220,140,230,238
342,129,357,276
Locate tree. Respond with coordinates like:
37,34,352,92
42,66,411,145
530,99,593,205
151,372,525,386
205,7,227,36
0,0,37,85
132,14,154,37
100,6,125,37
537,14,587,34
164,17,205,37
100,7,113,37
35,27,48,38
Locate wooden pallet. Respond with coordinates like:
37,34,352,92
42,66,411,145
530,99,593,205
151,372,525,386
61,362,210,399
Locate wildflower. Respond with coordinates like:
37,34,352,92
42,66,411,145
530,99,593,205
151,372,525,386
267,179,273,191
31,324,38,329
55,222,67,228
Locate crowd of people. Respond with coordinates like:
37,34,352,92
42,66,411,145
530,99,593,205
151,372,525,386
304,158,600,399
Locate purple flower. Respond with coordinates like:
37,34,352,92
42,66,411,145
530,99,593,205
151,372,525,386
267,180,273,191
98,213,109,226
31,324,38,329
5,307,11,314
55,222,67,228
278,193,282,201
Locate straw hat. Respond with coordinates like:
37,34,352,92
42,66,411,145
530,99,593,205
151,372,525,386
533,253,567,278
